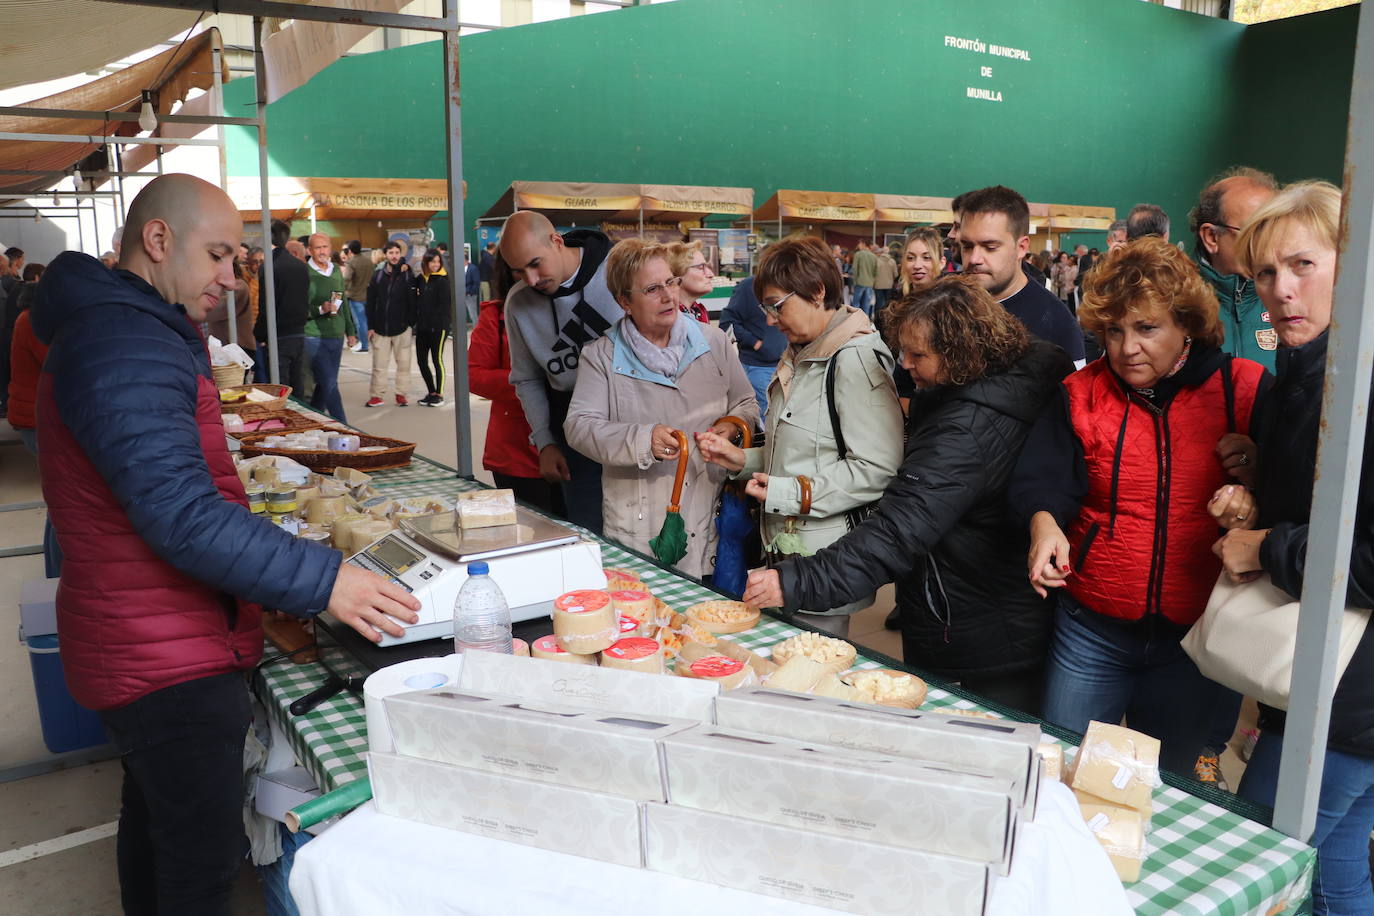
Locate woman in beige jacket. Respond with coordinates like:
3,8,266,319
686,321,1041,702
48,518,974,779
698,236,903,635
565,239,758,580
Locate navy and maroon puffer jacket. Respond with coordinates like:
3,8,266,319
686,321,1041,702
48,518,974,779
32,252,341,711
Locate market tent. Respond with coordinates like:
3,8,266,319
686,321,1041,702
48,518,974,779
752,189,876,226
228,175,462,222
0,30,228,196
1046,203,1116,231
873,193,955,227
476,180,754,229
478,180,645,225
0,0,199,93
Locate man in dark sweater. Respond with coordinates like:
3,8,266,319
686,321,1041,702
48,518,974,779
718,276,786,414
958,186,1086,368
364,241,417,407
252,219,309,391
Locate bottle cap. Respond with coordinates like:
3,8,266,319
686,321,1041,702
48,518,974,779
466,561,490,576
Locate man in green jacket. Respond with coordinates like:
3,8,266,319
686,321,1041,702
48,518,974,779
850,239,878,317
1189,167,1278,371
305,233,356,421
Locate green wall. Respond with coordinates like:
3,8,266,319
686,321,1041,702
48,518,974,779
225,0,1357,252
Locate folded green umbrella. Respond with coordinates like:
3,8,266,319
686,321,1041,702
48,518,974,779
764,476,814,563
650,429,690,565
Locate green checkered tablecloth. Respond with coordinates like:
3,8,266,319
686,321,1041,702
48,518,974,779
253,474,1316,916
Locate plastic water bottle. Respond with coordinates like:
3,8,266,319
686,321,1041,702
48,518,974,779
453,561,513,655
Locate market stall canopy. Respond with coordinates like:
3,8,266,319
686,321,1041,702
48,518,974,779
0,30,228,197
753,190,876,223
873,194,955,226
0,1,200,93
477,181,754,226
1047,203,1117,231
228,176,464,222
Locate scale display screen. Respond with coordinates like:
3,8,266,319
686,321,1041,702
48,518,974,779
366,535,425,576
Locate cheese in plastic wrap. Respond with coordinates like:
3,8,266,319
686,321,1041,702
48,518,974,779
457,489,517,529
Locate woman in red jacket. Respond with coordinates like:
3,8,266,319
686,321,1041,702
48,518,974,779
7,271,61,577
1010,237,1267,774
467,252,562,514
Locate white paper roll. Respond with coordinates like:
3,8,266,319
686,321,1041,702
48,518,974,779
363,655,464,754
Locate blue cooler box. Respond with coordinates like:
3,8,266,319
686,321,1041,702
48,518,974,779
25,635,107,753
20,579,107,754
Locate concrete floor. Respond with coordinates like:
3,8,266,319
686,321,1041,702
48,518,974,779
0,339,1250,913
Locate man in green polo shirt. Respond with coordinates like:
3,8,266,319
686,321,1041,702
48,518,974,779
305,233,356,421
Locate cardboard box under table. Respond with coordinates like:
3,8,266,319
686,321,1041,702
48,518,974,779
660,724,1020,875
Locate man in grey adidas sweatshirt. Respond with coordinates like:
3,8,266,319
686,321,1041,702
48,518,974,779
500,210,622,534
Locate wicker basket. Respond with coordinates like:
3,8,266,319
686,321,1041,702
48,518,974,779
212,363,249,388
224,408,322,439
236,425,416,472
219,384,292,413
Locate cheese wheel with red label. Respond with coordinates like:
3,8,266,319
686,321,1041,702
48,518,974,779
611,589,654,627
530,634,597,665
600,637,665,674
685,655,751,689
552,590,618,655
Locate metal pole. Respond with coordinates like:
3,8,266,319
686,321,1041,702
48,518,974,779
254,17,280,385
112,144,128,232
442,9,473,477
1272,0,1374,841
213,40,237,346
638,207,643,238
310,203,317,235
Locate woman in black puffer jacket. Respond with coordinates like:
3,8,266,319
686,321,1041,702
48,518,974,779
414,247,452,406
744,276,1072,714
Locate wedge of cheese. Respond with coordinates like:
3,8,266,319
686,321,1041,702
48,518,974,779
1078,800,1147,884
456,489,517,529
1068,722,1160,811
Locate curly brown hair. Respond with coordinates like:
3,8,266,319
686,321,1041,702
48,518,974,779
883,275,1030,386
1079,236,1222,347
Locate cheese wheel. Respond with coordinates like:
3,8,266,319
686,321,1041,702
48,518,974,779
604,568,645,592
599,637,665,674
1069,722,1160,811
611,589,654,626
686,655,751,689
530,634,597,665
552,590,618,655
512,638,530,658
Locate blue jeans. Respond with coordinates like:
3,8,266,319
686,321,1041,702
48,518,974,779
348,299,369,350
1042,593,1219,774
99,672,252,915
1240,734,1374,914
852,285,875,317
562,443,604,536
304,336,347,423
743,363,774,416
17,429,63,578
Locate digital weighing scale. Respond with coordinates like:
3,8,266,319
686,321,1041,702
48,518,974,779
343,507,605,646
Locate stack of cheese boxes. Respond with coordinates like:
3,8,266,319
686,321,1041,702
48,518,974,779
368,652,1042,916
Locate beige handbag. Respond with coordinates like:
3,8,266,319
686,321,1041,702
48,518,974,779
1181,572,1371,710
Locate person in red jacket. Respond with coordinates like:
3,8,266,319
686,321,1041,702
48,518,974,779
7,280,63,578
32,174,420,915
1009,237,1267,776
468,251,561,514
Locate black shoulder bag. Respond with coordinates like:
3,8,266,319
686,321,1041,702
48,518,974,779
825,350,881,530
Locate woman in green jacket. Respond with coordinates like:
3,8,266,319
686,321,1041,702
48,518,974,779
698,236,903,635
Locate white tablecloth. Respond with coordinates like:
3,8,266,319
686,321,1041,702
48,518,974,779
289,778,1131,916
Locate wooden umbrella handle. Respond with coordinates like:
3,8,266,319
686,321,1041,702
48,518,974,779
667,429,690,512
712,414,753,450
797,475,813,515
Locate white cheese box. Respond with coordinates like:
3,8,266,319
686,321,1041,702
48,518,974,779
643,802,993,916
458,647,719,722
368,751,644,868
660,724,1019,874
715,688,1043,818
385,689,697,801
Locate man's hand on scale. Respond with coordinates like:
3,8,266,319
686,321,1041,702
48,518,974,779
327,563,421,643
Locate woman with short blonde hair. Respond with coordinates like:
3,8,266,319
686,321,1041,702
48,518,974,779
565,238,758,578
1215,180,1374,915
664,240,712,323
